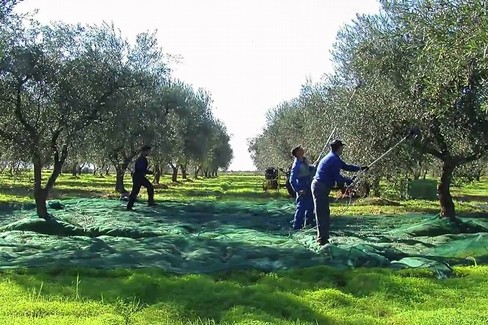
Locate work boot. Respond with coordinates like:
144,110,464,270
317,238,329,246
148,201,157,207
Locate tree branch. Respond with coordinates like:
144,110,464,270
14,81,37,139
44,144,68,192
50,128,63,163
72,86,119,133
453,152,484,166
65,76,143,134
429,118,450,159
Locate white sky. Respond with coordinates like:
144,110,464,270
15,0,380,171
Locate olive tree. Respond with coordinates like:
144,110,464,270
331,0,488,218
0,22,135,219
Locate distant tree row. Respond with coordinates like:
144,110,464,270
248,0,488,219
0,0,233,218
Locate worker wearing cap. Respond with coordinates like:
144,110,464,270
289,145,316,230
312,140,368,245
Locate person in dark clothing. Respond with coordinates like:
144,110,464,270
311,139,368,245
127,145,156,210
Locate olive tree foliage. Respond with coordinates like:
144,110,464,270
331,0,488,219
452,156,488,186
177,88,215,179
0,20,136,219
151,80,195,182
248,99,305,171
0,2,233,212
0,1,26,169
149,80,232,182
248,77,354,172
199,119,233,177
0,1,23,48
85,30,171,193
151,80,186,184
249,0,488,216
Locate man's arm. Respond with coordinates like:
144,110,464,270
341,159,361,172
135,157,152,174
334,171,352,188
334,158,353,187
289,162,301,193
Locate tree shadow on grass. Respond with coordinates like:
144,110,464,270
453,194,488,202
155,188,290,202
53,180,115,188
400,205,488,218
2,238,333,324
3,199,488,323
0,184,112,202
0,184,33,197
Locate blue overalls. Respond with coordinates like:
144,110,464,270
312,151,360,244
289,158,316,230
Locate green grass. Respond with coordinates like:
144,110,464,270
0,172,288,204
1,266,488,324
1,171,486,216
1,171,488,323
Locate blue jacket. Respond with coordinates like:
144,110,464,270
314,151,360,188
289,158,314,193
134,156,150,176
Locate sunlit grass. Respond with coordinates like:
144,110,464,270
1,171,487,216
1,266,488,324
1,170,488,323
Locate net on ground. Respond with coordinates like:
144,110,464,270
0,198,487,277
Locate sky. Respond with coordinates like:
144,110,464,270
15,0,381,171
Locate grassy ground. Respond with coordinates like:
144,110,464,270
0,171,487,324
1,266,488,324
0,171,486,216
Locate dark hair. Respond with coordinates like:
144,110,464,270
291,146,302,157
141,145,152,152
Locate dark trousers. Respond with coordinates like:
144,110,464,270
127,174,154,209
311,179,331,244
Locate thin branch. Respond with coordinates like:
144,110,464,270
50,128,63,163
14,81,37,138
72,81,143,133
72,87,117,133
453,152,483,166
45,144,68,192
429,118,449,158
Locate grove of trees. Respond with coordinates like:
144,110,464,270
0,1,233,219
248,0,488,220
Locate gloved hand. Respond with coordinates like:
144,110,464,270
335,181,345,190
361,166,369,171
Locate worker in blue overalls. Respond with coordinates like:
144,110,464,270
312,139,368,245
289,145,316,230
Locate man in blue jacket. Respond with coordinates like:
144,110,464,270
127,145,156,210
289,145,316,230
312,140,368,245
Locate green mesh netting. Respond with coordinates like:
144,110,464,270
0,198,487,277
